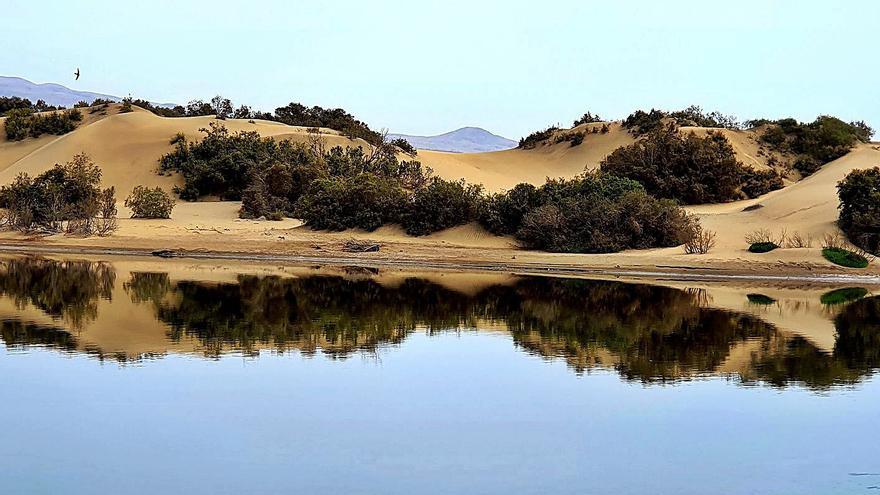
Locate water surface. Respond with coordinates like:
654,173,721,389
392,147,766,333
1,257,879,494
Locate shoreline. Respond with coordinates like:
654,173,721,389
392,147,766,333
2,240,879,286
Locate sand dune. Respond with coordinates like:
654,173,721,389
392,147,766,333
0,108,638,194
1,105,879,276
0,109,792,196
691,144,880,253
0,105,370,195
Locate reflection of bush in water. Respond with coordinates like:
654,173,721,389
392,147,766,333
2,258,878,389
142,274,880,387
497,280,776,382
124,272,172,304
152,275,477,357
820,287,868,306
833,296,880,371
752,336,866,388
0,319,77,352
0,258,115,328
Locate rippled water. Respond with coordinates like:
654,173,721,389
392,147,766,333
1,256,879,494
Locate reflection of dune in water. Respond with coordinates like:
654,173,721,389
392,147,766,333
0,256,878,389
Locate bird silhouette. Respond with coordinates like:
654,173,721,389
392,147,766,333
74,68,80,81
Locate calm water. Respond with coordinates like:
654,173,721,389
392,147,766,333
1,257,879,494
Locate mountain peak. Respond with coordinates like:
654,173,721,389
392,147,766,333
388,127,516,153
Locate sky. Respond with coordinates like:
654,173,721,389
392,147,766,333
1,0,877,139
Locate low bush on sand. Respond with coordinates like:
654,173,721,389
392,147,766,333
748,242,779,253
125,185,175,219
822,247,869,268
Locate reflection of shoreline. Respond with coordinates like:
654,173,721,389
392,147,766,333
0,256,878,390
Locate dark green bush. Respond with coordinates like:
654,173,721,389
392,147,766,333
837,167,880,253
573,112,602,127
0,153,116,235
748,242,779,253
754,116,872,169
622,109,667,134
740,168,784,198
160,122,326,202
623,106,740,135
273,102,383,145
823,248,869,268
294,173,407,231
3,108,81,141
3,108,32,140
510,173,695,253
390,138,417,156
480,183,542,235
518,127,559,149
404,178,484,236
161,123,433,225
125,186,175,219
0,96,37,114
793,157,822,177
119,97,133,113
600,125,745,204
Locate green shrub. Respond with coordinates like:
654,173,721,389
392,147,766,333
390,138,417,156
823,247,869,268
480,183,542,235
740,168,784,198
3,108,81,141
600,125,745,204
748,242,779,253
0,96,36,114
573,112,602,127
794,157,822,177
518,127,559,149
161,123,313,201
753,115,872,169
820,287,868,305
119,97,133,113
837,167,880,253
513,174,695,253
404,178,483,236
125,186,175,219
622,109,667,134
295,173,407,231
0,153,116,235
3,108,32,140
272,102,384,145
621,106,739,135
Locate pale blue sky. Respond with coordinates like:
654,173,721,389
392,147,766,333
2,0,877,139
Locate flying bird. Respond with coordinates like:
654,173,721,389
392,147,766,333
74,68,80,81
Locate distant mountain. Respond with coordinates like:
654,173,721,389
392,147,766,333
388,127,516,153
0,76,120,107
0,76,175,108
